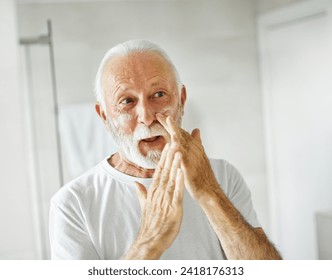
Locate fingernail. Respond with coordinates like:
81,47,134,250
166,116,174,124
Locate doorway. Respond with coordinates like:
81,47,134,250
258,0,332,259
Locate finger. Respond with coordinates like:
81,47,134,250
156,113,179,140
155,144,178,203
166,116,181,141
191,128,201,142
152,144,180,206
151,143,170,187
162,152,182,205
156,113,168,132
181,161,190,188
160,141,179,187
165,115,179,132
168,152,182,183
134,181,147,210
159,142,170,166
173,168,185,207
149,143,172,204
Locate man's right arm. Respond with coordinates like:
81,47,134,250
49,198,100,259
122,143,184,259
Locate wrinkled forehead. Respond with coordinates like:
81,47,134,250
101,51,177,91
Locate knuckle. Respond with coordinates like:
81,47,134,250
162,167,170,176
167,178,176,188
155,165,163,174
160,171,170,185
173,142,180,150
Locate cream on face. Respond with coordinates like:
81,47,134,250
102,52,184,168
112,112,132,129
105,103,183,169
106,113,172,168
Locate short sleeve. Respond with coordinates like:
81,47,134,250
49,196,100,260
211,159,261,229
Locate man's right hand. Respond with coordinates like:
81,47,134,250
122,143,185,259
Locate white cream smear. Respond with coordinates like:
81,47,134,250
106,112,169,168
106,103,182,168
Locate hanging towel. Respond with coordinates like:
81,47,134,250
58,103,116,180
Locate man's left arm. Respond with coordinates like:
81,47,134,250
156,114,282,260
197,182,281,260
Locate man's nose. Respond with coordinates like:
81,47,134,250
136,100,156,126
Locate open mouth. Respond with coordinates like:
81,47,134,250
141,135,162,143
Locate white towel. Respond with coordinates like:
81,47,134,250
58,103,116,180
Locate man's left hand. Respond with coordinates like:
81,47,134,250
156,113,221,203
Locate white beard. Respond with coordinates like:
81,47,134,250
105,109,182,169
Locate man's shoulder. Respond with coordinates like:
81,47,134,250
208,158,246,194
51,161,108,206
208,158,239,175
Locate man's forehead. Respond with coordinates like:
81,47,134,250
105,51,172,76
102,52,176,90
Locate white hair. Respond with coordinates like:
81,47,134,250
94,39,182,110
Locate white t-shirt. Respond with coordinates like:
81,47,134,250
49,158,260,260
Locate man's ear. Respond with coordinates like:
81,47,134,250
95,103,107,124
180,85,187,116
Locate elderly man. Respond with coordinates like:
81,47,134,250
49,40,281,260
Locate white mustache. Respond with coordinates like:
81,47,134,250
133,123,169,141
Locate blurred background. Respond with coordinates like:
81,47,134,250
1,0,331,260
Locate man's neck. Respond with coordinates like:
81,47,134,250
108,152,155,178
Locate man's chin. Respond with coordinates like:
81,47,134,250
121,150,160,170
137,152,161,169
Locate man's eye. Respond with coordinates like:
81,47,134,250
154,91,165,98
120,98,134,105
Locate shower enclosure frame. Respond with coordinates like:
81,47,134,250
19,19,63,259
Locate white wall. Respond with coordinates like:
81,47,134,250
0,0,37,259
255,0,309,14
15,0,270,256
257,0,332,259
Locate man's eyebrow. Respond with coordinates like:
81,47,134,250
114,85,123,96
150,82,161,87
148,76,168,87
113,83,130,97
